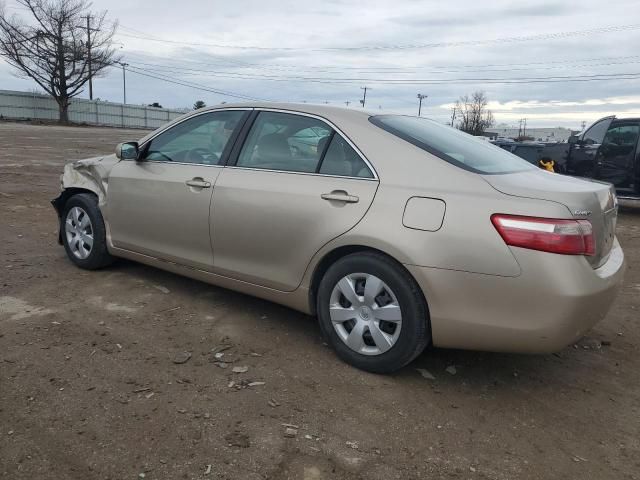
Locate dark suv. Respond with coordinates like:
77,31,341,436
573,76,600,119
565,116,640,201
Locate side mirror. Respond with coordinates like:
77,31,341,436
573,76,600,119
116,142,140,160
567,135,579,145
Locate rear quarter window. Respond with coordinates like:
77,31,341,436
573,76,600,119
370,115,536,174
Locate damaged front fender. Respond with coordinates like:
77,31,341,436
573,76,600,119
51,154,120,243
61,154,120,205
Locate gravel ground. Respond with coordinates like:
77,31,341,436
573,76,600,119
1,121,639,480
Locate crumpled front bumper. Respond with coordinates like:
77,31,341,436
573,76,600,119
51,193,65,245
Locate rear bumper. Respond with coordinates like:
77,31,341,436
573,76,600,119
618,196,640,209
406,238,626,353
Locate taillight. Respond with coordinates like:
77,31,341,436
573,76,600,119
491,214,595,256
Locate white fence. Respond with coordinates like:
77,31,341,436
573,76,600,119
0,90,189,129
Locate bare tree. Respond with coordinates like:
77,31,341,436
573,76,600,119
0,0,119,123
454,91,495,136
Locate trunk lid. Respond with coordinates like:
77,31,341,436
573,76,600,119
482,169,617,268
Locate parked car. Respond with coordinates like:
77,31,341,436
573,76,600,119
492,140,548,166
52,104,626,373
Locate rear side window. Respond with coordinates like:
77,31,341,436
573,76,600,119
237,112,330,173
601,124,640,151
319,135,374,178
370,115,536,174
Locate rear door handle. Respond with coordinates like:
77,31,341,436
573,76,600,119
186,178,211,189
321,191,359,203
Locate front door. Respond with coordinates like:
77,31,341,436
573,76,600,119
594,122,640,194
106,109,248,270
211,110,379,291
566,116,613,178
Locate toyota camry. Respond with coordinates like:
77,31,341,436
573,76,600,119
52,103,626,372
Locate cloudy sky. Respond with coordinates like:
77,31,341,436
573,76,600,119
2,0,640,128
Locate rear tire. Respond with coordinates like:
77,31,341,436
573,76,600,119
317,252,430,373
61,193,114,270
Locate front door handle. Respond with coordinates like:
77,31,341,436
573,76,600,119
321,191,359,203
186,178,211,189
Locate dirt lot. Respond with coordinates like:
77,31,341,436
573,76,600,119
0,121,639,480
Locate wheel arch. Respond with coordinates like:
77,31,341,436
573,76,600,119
307,244,429,317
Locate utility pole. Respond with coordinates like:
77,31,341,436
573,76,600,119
450,106,457,127
360,86,370,108
83,15,93,100
523,118,527,138
417,93,427,117
119,62,129,104
517,118,523,138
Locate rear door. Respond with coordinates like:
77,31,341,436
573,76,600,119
566,116,614,178
211,110,378,291
106,109,248,270
594,121,640,194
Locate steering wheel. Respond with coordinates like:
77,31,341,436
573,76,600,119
187,148,218,164
146,151,172,162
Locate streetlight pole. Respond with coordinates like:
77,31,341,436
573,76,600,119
417,93,427,117
119,62,129,104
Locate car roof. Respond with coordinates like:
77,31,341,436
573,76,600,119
197,102,375,123
137,102,383,147
138,102,382,145
612,117,640,122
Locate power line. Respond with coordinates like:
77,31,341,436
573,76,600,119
121,50,640,74
114,23,640,52
121,65,271,101
122,55,640,78
122,62,640,86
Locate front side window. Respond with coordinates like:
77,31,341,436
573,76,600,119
582,118,613,145
370,115,536,174
143,110,245,165
237,112,331,173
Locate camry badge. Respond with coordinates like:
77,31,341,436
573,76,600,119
574,210,592,216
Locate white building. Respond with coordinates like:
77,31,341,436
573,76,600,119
486,125,574,143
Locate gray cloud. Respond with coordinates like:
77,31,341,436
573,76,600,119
1,0,639,127
502,3,574,17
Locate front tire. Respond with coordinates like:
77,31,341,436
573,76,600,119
317,252,430,373
61,193,114,270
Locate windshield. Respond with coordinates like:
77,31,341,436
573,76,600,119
370,115,537,174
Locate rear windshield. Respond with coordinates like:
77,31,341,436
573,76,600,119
370,115,536,174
